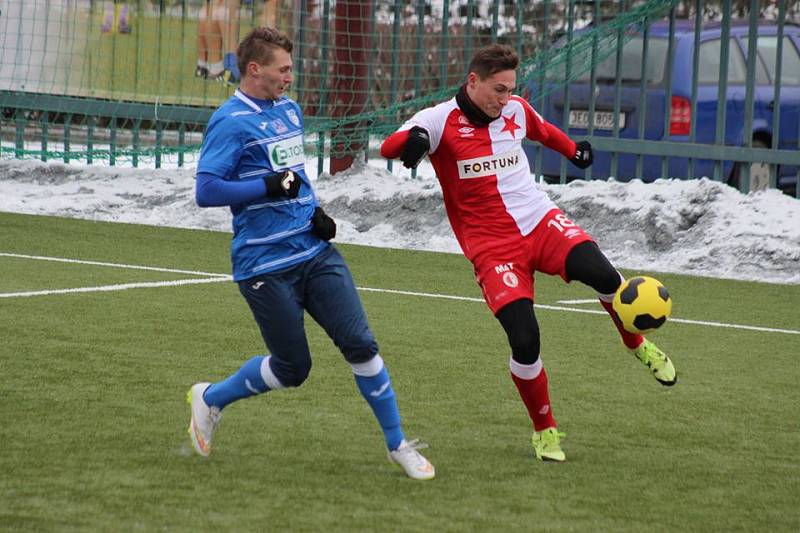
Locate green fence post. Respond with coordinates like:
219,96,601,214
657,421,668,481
155,120,163,169
178,124,185,168
740,0,760,193
387,0,401,173
587,0,601,181
440,0,450,89
661,6,676,180
465,0,474,67
364,0,377,164
133,119,141,168
771,0,786,190
713,0,732,182
534,0,550,182
110,118,117,167
87,116,95,165
296,5,307,105
317,0,331,177
41,112,49,163
64,114,72,164
559,0,575,185
636,18,650,179
490,0,499,42
14,109,25,159
515,0,523,60
411,0,426,179
688,0,702,179
610,0,624,181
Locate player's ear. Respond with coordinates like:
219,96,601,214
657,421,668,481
467,72,479,88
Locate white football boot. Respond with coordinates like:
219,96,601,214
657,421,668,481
187,383,221,457
388,439,435,480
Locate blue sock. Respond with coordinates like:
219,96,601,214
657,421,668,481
204,356,269,409
354,367,404,451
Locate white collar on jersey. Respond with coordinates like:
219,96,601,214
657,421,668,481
234,89,276,113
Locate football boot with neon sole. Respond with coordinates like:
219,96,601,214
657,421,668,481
531,427,566,462
632,339,677,386
187,383,221,457
388,439,435,480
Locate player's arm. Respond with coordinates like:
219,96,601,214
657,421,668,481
380,107,443,169
195,171,302,207
519,97,593,169
380,127,430,169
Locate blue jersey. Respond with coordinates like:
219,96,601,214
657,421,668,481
198,90,327,281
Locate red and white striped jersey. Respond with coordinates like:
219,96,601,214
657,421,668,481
387,95,576,261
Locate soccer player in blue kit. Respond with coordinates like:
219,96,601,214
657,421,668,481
186,26,435,480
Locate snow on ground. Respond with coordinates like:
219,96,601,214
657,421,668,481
1,157,798,284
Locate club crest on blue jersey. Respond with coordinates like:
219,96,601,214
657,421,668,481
286,109,300,127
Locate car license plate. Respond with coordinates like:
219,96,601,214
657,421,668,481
568,110,625,130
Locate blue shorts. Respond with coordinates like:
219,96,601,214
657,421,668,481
238,245,378,380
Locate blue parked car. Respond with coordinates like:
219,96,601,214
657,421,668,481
524,20,800,194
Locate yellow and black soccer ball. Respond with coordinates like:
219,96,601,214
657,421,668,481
612,276,672,334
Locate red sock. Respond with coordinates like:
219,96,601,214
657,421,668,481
510,367,556,431
599,299,644,349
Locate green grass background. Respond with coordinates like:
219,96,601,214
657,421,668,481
1,212,798,532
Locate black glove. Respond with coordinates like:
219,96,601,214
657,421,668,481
570,140,593,169
264,170,301,198
400,126,430,169
311,206,336,241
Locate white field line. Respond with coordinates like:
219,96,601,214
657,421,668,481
3,253,798,335
358,287,800,336
0,253,230,278
0,277,228,298
556,298,599,304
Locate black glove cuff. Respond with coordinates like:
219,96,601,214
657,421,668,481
264,171,288,197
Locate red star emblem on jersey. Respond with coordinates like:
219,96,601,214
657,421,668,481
501,113,521,138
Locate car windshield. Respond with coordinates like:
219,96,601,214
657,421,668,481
546,36,669,85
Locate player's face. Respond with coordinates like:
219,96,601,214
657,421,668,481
251,48,293,100
467,69,516,118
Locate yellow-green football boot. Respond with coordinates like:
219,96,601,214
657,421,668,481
531,427,566,462
632,339,677,386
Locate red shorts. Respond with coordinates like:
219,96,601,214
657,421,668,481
473,208,593,315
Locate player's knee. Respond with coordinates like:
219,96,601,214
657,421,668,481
594,268,622,296
496,299,541,365
566,241,620,295
273,359,312,388
342,340,379,365
508,326,541,365
339,328,379,365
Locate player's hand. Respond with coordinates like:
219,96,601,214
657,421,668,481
400,126,430,169
264,170,301,198
570,140,593,169
311,207,336,241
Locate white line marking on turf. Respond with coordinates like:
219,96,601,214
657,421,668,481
4,253,797,335
357,287,800,336
556,298,598,304
0,253,230,278
0,277,228,298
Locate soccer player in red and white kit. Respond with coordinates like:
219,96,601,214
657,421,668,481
381,44,677,462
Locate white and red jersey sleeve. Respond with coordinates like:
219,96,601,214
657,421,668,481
515,96,576,159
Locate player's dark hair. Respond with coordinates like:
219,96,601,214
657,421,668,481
237,26,294,77
468,44,519,79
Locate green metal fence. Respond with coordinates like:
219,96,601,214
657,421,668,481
1,0,798,196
